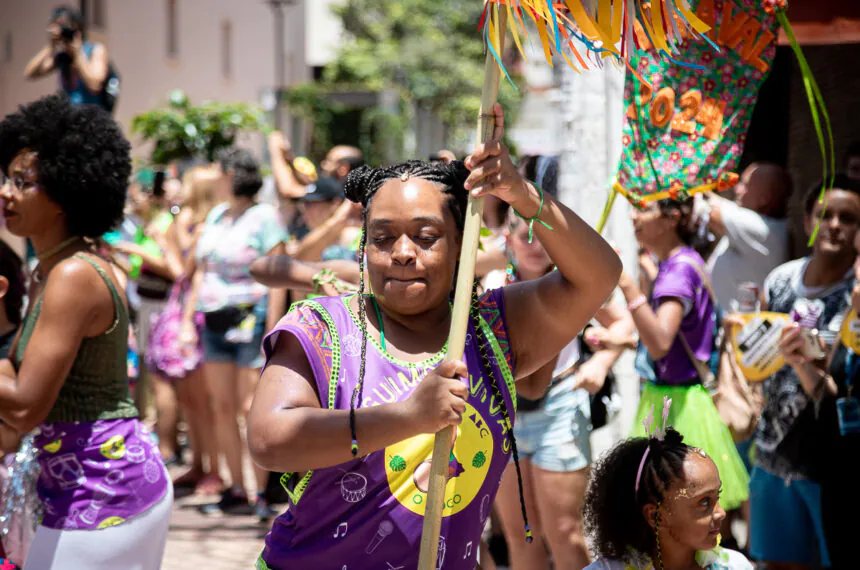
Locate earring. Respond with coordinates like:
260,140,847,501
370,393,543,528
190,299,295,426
654,501,664,570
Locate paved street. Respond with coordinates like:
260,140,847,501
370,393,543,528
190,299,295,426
162,492,270,569
160,453,273,569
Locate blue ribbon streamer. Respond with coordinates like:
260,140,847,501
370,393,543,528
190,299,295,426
547,0,562,52
485,25,519,90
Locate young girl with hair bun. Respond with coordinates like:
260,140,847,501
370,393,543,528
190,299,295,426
583,423,753,570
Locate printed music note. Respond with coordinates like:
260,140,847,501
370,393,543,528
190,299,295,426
334,522,348,538
463,541,473,559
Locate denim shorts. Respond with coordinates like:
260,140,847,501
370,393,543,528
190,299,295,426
749,466,830,567
511,375,592,472
201,303,267,369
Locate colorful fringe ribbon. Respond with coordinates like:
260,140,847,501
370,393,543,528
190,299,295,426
480,0,714,81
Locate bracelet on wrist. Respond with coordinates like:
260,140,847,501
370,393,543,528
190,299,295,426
627,295,648,312
512,183,553,244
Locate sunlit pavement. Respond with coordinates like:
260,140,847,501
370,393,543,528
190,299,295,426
161,458,274,569
162,491,271,569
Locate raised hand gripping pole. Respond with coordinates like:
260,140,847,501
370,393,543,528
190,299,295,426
416,6,507,570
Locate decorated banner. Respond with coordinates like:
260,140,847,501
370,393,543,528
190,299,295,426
614,0,780,208
729,312,792,382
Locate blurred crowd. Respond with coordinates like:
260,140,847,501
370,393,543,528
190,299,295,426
0,5,859,569
4,127,860,568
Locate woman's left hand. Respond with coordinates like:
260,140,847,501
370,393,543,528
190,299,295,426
463,103,530,206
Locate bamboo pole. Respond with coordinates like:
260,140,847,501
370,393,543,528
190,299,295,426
416,6,507,570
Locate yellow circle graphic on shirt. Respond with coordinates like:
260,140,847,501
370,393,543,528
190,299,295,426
100,435,126,460
43,439,62,453
384,402,493,517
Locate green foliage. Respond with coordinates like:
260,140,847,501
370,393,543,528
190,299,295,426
357,105,409,166
131,89,270,165
287,0,521,163
284,83,339,161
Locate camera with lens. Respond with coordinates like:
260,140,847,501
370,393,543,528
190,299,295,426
60,26,76,42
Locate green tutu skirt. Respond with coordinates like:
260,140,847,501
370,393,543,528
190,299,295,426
631,383,750,511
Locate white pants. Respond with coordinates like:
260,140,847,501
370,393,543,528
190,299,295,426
23,486,173,570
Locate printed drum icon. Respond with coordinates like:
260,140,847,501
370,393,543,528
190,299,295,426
340,472,367,503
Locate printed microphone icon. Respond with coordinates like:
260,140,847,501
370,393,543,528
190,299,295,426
365,520,394,554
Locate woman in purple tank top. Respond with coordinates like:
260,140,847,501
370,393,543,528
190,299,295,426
248,105,622,570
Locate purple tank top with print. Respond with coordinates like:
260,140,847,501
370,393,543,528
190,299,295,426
258,290,517,570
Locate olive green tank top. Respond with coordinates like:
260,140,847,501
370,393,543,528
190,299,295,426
15,253,138,423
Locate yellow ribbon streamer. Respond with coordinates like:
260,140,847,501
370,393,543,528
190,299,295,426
483,0,713,72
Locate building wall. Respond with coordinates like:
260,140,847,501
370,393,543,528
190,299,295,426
507,40,564,156
558,63,639,452
306,0,343,69
0,0,320,157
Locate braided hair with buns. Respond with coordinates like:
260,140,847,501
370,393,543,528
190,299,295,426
343,159,533,541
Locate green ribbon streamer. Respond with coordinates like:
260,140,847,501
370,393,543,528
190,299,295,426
596,184,619,234
777,11,835,245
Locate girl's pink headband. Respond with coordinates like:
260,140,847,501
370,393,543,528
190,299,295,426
634,396,673,497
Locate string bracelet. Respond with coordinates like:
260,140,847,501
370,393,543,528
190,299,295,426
513,183,553,243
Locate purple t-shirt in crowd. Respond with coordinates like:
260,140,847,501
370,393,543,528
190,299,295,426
257,290,517,570
650,247,715,384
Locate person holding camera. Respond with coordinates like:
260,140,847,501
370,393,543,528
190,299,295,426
23,6,115,113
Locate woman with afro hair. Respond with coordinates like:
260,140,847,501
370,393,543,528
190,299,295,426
583,426,752,570
0,94,171,570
